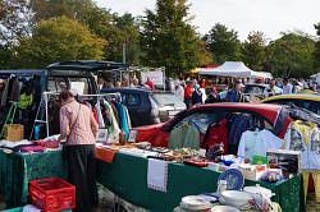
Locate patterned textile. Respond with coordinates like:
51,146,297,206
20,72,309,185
115,103,130,140
303,171,320,203
103,101,121,142
59,100,98,145
169,123,200,150
228,114,252,154
0,150,66,208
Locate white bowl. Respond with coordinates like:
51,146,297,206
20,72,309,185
211,205,240,212
180,195,212,211
220,190,252,208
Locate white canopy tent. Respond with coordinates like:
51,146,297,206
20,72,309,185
251,71,273,79
199,61,252,77
311,73,320,84
199,61,272,79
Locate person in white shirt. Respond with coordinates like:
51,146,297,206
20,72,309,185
173,80,184,102
264,79,283,97
282,78,293,94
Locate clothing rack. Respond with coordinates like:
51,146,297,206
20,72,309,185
31,92,122,140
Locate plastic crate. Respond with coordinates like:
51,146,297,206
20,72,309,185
29,177,76,212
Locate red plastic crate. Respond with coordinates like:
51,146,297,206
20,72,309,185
29,177,76,212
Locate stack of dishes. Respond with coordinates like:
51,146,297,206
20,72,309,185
243,186,274,199
219,190,252,209
180,195,212,211
211,206,240,212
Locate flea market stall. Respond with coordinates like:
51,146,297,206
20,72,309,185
1,102,318,211
0,68,315,212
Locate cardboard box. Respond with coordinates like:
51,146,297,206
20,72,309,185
267,149,301,175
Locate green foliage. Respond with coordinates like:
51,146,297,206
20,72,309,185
241,31,267,71
14,16,106,68
268,32,315,78
313,23,320,70
0,45,14,69
30,0,94,21
203,23,241,64
140,0,212,76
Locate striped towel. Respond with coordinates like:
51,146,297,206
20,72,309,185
147,159,168,192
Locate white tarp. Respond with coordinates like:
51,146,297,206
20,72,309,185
199,61,252,77
251,71,273,79
141,71,164,85
311,73,320,84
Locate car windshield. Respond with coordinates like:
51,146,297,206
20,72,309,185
266,99,320,116
244,85,264,94
152,93,185,107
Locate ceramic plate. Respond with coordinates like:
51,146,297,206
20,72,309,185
217,169,244,190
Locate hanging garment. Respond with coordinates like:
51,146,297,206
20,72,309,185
0,78,9,107
237,129,284,159
9,77,21,102
18,93,33,109
284,120,319,170
303,171,320,203
110,101,120,124
104,100,121,141
95,102,106,128
169,122,200,150
202,118,229,153
228,114,252,154
124,105,132,129
116,102,131,140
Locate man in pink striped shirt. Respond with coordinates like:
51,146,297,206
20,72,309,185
58,90,98,212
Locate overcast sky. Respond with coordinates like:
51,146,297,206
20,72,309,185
96,0,320,41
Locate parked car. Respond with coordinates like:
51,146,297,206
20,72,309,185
135,103,320,148
0,68,96,138
101,88,186,127
261,94,320,116
0,60,126,139
218,83,269,102
243,83,269,101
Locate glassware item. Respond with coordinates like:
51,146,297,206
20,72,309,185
217,180,228,194
119,131,126,145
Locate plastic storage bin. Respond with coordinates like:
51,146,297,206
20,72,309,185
29,177,75,212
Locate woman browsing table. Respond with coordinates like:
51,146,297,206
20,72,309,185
58,90,99,212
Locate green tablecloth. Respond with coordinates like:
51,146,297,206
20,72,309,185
0,150,66,208
0,149,304,211
96,153,304,212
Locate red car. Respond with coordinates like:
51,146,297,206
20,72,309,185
135,103,316,150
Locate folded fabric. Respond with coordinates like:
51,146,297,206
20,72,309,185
22,204,41,212
95,147,118,163
0,139,31,148
147,158,168,192
19,145,45,153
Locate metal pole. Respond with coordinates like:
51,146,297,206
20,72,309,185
44,93,49,138
122,43,126,64
163,67,166,91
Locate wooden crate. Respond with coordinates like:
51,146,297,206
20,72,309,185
4,124,24,141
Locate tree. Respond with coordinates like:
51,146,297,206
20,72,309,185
203,23,241,64
0,45,14,68
241,31,267,71
30,0,94,21
268,32,315,78
14,16,106,68
140,0,212,76
313,23,320,70
106,13,141,65
0,0,34,45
